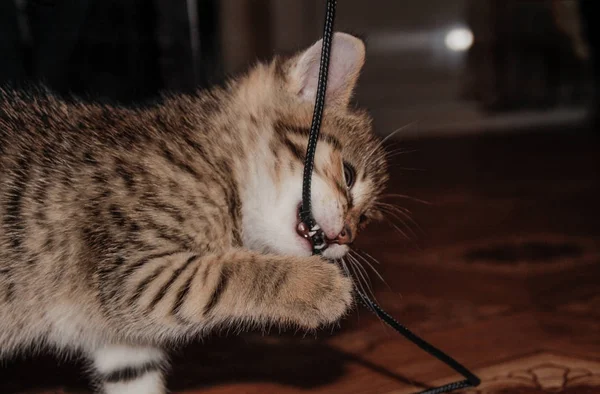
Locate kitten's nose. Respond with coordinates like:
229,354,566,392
334,224,353,245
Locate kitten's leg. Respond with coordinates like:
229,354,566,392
91,345,167,394
181,250,355,330
108,249,353,335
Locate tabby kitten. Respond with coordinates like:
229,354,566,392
0,32,387,394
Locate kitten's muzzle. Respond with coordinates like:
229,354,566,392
296,205,354,253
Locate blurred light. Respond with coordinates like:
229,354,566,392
445,28,473,52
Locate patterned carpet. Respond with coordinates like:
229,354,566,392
1,129,599,393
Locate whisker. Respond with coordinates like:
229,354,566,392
376,203,425,236
339,258,359,319
347,254,370,289
351,250,391,291
376,201,412,215
349,253,374,290
382,216,413,240
380,121,419,145
376,204,412,221
364,122,419,164
384,148,419,158
390,209,423,235
340,258,358,292
347,259,371,305
346,258,385,326
381,193,433,205
337,258,350,278
353,248,380,265
385,153,419,162
352,252,405,302
351,251,389,290
347,254,378,303
355,249,381,266
378,207,420,239
383,216,423,250
389,166,426,172
380,143,420,162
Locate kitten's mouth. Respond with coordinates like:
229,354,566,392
294,203,350,259
295,203,313,249
295,203,330,252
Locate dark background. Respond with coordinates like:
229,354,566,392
1,0,599,134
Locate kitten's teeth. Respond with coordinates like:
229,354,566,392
314,243,326,250
311,224,321,231
308,231,317,236
297,222,311,239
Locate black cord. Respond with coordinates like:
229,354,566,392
299,1,481,393
299,0,336,255
357,289,480,393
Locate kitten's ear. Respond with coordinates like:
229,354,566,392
287,32,365,108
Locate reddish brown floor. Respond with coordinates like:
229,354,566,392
2,128,599,394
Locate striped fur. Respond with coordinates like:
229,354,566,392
0,33,388,393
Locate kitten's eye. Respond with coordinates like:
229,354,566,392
358,213,370,229
343,162,355,188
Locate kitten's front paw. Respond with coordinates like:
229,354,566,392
285,257,354,329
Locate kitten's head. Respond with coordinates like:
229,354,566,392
239,32,388,259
